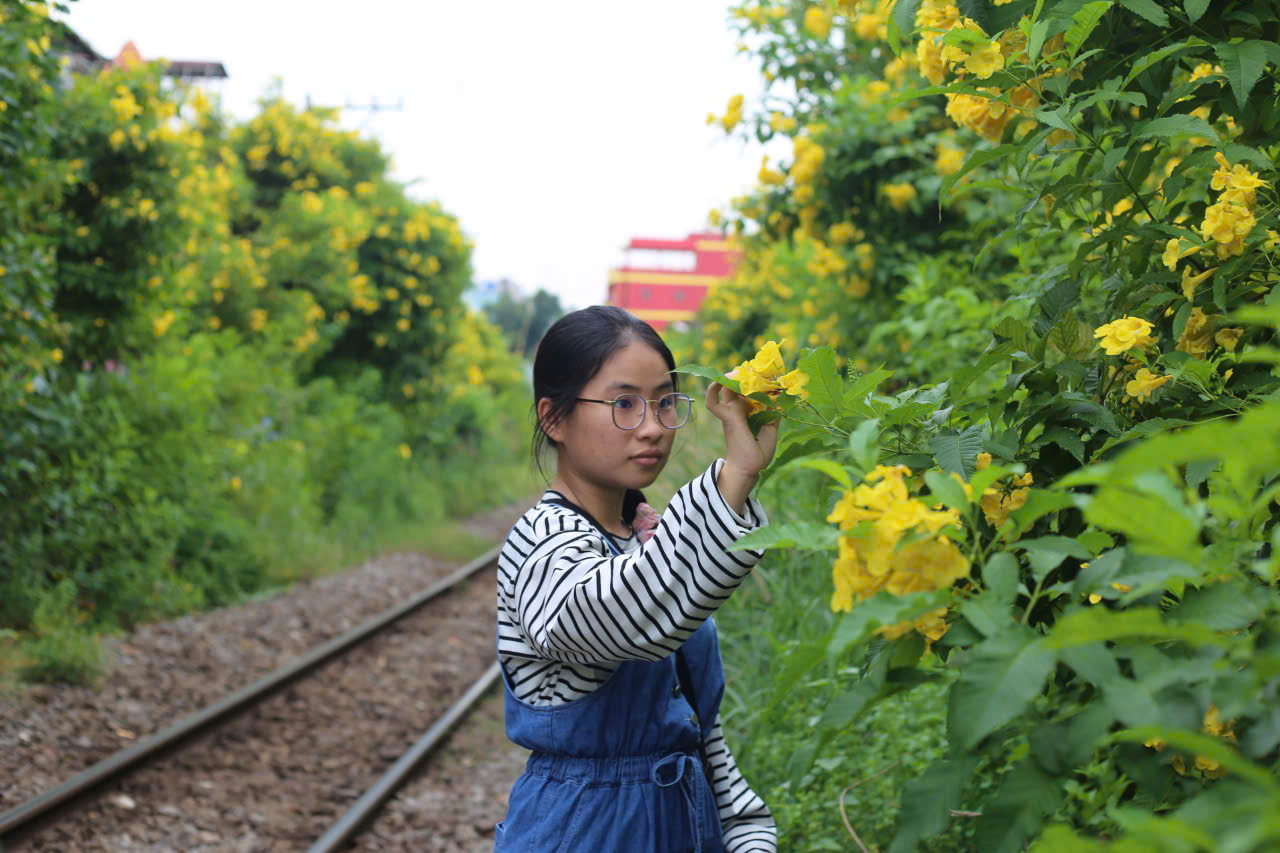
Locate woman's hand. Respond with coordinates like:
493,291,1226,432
705,382,779,515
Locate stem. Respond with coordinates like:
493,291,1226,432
1021,573,1048,624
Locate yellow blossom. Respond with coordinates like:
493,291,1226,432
935,144,965,175
249,309,267,331
1094,315,1155,355
231,476,242,491
882,182,917,211
153,310,176,337
963,41,1005,78
1124,368,1171,402
398,443,412,459
1215,327,1242,352
779,368,810,400
1181,265,1216,301
1177,307,1215,359
804,5,833,38
747,340,786,378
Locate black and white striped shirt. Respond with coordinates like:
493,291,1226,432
497,459,777,852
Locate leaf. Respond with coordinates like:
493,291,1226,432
1034,278,1080,337
1044,316,1095,366
1061,644,1164,727
983,551,1020,604
1018,535,1093,581
1125,37,1209,83
1027,16,1051,63
1093,417,1195,458
888,757,982,853
1040,427,1086,463
1132,114,1218,140
1214,39,1271,111
728,521,841,552
847,418,882,475
777,456,852,489
1065,1,1114,57
1117,0,1168,25
1168,581,1264,631
673,363,739,392
948,625,1057,750
972,760,1066,853
797,346,844,420
841,367,891,416
931,425,985,478
941,144,1018,196
827,589,952,660
924,469,969,512
817,679,881,730
1110,727,1280,793
1184,0,1210,22
1046,607,1219,650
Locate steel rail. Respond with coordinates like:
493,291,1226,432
309,660,503,852
0,545,502,841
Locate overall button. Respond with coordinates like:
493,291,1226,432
672,681,681,697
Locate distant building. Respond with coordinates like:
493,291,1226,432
606,232,741,331
50,25,228,86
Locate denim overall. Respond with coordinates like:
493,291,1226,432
495,510,726,852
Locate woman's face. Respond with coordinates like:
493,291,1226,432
544,340,677,493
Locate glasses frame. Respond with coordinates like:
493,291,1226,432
575,393,693,430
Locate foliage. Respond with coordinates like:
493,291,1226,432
692,0,1280,847
483,286,567,357
1,1,534,682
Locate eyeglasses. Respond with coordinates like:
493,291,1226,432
575,393,693,430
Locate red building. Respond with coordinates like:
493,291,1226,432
606,231,741,331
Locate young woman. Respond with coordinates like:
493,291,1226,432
494,306,779,852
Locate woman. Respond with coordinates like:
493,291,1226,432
495,306,778,852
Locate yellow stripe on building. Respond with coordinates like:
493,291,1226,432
693,239,741,253
607,271,723,286
627,308,697,323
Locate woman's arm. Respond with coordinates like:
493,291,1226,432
705,713,777,852
504,459,767,665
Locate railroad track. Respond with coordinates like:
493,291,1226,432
0,546,505,852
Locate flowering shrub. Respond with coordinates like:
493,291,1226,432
688,0,1280,847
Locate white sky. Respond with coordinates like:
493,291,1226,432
58,0,785,309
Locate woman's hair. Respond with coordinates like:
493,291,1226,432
531,305,677,479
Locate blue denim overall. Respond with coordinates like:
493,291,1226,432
495,519,726,852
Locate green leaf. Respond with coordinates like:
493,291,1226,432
847,418,881,474
1061,644,1164,727
924,469,969,512
1065,1,1113,57
983,551,1020,604
1030,825,1108,852
973,761,1067,853
887,757,982,853
797,346,844,420
777,456,852,489
1044,316,1095,366
1027,16,1051,63
673,363,739,392
1093,417,1195,458
1005,489,1077,540
931,425,985,478
1046,607,1219,650
1117,0,1168,25
1110,727,1280,793
1018,535,1093,581
828,589,952,659
941,144,1018,196
948,625,1057,750
841,367,891,416
728,521,841,552
1214,39,1271,111
817,679,881,730
1125,38,1209,83
1184,0,1210,22
1132,114,1218,140
1168,581,1265,631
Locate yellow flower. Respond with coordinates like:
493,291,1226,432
804,5,833,38
779,368,810,400
467,364,485,386
1177,307,1215,359
882,182,917,211
249,309,267,331
1162,238,1181,271
935,144,965,175
398,443,412,459
153,310,176,337
231,476,242,491
963,41,1005,78
109,128,127,149
1181,265,1216,302
1094,315,1155,355
402,383,415,398
747,340,786,378
1124,368,1171,402
1215,327,1242,352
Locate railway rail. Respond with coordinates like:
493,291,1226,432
0,545,505,851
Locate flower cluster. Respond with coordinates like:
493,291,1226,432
975,452,1033,528
1200,152,1269,258
826,465,970,643
1094,315,1155,356
728,340,810,402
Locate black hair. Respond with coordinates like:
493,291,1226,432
531,305,678,481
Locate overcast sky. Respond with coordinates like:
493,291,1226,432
58,1,784,309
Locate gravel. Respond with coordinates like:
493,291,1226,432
1,502,532,852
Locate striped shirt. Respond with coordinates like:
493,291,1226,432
497,459,777,852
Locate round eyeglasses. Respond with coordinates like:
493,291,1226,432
575,393,693,430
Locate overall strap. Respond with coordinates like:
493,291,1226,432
543,493,712,777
